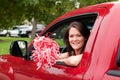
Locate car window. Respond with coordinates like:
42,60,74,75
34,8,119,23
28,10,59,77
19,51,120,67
44,13,97,47
37,24,45,30
26,13,97,60
13,27,19,30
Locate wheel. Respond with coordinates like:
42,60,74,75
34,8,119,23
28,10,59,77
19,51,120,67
6,33,10,37
28,33,31,38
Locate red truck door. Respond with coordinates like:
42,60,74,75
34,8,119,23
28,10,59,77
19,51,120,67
83,2,120,80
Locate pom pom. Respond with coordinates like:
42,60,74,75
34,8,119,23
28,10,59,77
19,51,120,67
31,36,60,69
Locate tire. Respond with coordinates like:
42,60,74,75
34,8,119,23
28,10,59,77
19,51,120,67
6,33,10,37
28,33,31,38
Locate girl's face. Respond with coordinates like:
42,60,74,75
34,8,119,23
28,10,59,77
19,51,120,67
69,27,85,51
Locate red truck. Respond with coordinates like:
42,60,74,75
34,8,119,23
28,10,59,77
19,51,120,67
0,1,120,80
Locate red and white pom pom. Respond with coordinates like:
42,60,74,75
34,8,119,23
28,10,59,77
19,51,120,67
31,36,60,69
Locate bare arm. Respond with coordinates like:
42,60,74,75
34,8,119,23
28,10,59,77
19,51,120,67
56,54,83,67
58,52,69,59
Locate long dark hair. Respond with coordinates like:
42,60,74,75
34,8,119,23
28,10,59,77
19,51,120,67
63,21,90,56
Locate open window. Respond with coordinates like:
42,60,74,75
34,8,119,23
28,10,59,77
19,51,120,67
42,13,97,53
26,13,98,61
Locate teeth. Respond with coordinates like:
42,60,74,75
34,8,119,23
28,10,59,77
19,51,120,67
73,42,79,44
73,43,78,45
72,43,79,45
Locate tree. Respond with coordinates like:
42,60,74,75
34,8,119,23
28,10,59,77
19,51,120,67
23,0,57,40
0,0,26,29
0,0,57,40
78,0,117,7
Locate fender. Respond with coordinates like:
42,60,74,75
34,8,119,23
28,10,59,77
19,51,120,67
0,56,14,80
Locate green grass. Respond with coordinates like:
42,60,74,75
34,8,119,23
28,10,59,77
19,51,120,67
56,39,65,46
0,37,30,55
0,37,65,55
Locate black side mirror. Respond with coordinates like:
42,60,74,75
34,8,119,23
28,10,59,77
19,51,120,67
10,40,27,57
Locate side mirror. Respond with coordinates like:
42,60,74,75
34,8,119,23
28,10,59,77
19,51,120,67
10,40,27,57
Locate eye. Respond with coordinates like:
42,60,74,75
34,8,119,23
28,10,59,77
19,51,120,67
69,34,74,38
77,34,82,37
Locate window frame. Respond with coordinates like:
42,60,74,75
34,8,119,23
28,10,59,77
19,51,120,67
26,13,98,60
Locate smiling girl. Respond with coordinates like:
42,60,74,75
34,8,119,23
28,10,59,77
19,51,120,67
56,21,90,67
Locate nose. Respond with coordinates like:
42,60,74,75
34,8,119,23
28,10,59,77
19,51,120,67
73,36,77,41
